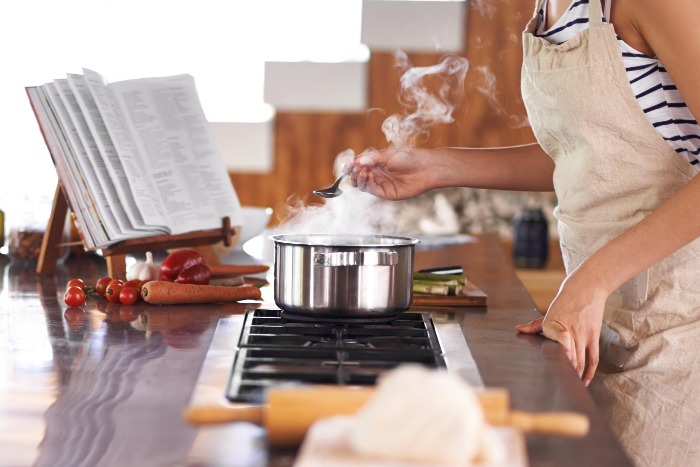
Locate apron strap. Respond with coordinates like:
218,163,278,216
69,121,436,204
525,0,547,34
603,0,612,21
590,0,604,25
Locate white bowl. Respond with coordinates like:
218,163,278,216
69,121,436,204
209,206,273,259
238,206,274,247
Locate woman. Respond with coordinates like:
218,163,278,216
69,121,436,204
346,0,700,465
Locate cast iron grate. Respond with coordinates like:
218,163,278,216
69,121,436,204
226,308,445,403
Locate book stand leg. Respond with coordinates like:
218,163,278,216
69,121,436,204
105,255,127,280
36,185,69,276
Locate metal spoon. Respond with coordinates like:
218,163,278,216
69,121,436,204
313,173,347,198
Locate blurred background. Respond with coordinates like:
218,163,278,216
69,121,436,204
0,0,563,309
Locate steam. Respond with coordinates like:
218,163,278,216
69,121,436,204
471,0,497,19
473,66,499,110
273,52,470,237
277,186,397,236
472,66,529,129
273,149,394,233
383,51,468,147
266,0,532,242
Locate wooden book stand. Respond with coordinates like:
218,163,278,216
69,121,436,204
37,185,236,279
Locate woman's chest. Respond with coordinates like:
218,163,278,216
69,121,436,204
544,0,653,56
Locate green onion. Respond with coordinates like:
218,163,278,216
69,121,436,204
413,281,449,295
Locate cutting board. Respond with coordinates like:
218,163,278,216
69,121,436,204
294,415,527,467
411,279,487,308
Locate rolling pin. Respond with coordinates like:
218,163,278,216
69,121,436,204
184,386,589,446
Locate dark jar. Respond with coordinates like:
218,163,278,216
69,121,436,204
512,207,549,269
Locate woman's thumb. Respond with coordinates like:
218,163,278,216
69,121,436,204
516,316,544,334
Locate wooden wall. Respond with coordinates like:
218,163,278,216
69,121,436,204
228,0,536,225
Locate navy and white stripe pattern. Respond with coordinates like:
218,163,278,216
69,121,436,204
535,0,700,165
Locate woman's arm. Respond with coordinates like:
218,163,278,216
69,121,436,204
348,142,555,200
517,0,700,385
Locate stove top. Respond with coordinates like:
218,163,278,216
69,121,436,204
226,308,446,403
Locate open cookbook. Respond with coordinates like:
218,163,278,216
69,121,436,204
26,68,243,250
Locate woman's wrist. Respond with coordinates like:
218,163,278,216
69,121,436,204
424,148,474,189
572,254,619,301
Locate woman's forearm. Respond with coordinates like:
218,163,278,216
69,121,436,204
427,143,556,192
578,174,700,296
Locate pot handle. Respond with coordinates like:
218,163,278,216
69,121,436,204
314,250,399,267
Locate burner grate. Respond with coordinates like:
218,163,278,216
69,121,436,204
226,308,445,403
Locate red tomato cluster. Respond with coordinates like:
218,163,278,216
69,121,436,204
99,277,146,305
63,277,147,307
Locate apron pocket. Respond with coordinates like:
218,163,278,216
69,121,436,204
600,323,637,371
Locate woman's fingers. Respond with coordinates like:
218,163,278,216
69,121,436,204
516,266,607,386
349,153,389,195
541,320,603,385
519,317,583,375
515,316,544,333
542,322,577,368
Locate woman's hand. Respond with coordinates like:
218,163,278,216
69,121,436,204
344,147,440,200
516,264,608,386
342,143,555,199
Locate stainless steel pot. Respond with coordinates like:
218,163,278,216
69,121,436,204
271,233,420,317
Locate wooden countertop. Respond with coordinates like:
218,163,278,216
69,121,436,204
0,235,631,466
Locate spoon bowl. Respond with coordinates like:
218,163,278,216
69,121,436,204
313,173,347,198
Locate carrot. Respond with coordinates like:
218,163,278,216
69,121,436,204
208,264,270,277
141,281,262,305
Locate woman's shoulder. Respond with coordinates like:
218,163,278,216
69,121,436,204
613,0,699,57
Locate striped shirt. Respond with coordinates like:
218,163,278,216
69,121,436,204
535,0,700,165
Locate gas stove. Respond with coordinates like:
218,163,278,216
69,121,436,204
226,308,447,403
188,306,483,410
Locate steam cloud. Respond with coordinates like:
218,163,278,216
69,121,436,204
383,51,469,147
266,0,532,243
473,66,530,129
273,51,470,237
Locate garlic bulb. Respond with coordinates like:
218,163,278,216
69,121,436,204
348,365,488,465
127,251,160,281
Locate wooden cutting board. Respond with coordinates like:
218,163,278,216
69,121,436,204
411,279,487,308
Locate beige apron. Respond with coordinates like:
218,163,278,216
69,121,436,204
521,1,700,465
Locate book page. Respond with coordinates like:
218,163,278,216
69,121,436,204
54,79,144,241
47,80,127,245
81,69,170,231
109,73,243,234
67,72,165,235
26,86,100,249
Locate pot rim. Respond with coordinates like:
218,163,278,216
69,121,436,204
270,233,420,247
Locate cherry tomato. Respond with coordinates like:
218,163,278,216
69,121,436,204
122,279,144,294
64,307,86,328
119,286,139,305
105,279,124,304
66,278,87,292
96,277,113,297
64,286,86,307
